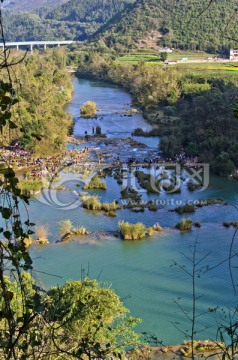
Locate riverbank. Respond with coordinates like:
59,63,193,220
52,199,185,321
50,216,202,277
76,55,238,177
129,340,222,359
26,76,238,349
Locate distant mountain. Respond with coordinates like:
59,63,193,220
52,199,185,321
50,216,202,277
3,0,237,53
92,0,238,53
2,0,134,41
2,0,68,11
44,0,134,22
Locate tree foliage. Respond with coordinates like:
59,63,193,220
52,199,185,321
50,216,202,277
92,0,238,53
3,48,73,155
2,0,134,42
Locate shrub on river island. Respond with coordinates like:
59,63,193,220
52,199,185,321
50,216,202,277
153,223,162,231
82,175,106,190
73,226,89,235
35,225,49,244
82,195,121,212
120,187,141,200
106,211,117,217
59,220,73,237
175,203,195,214
80,101,97,117
223,221,238,228
119,221,148,240
58,220,89,242
175,218,193,231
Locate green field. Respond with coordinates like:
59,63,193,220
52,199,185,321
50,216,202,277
118,50,217,63
118,49,238,74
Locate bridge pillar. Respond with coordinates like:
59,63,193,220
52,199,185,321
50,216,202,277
30,44,33,53
16,45,19,51
44,43,46,51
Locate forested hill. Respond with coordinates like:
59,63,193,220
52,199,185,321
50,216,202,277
2,0,134,41
2,0,68,10
44,0,134,23
92,0,238,53
3,0,238,52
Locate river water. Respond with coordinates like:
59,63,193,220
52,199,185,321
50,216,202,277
29,77,238,346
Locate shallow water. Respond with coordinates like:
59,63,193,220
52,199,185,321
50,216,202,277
26,77,238,345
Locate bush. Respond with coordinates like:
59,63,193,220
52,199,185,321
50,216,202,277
73,226,89,235
153,223,162,231
82,196,102,210
82,196,121,212
35,225,49,241
80,101,97,117
106,211,117,217
148,203,157,211
101,201,121,212
194,221,201,228
18,179,43,195
119,221,147,240
175,204,195,214
83,176,106,190
59,220,73,236
175,218,193,231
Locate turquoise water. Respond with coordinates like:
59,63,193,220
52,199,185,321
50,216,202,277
28,77,238,345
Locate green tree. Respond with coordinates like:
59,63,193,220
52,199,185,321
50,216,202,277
160,52,168,62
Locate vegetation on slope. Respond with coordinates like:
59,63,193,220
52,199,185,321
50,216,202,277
92,0,238,53
2,0,68,10
76,53,238,176
3,48,72,154
0,274,141,358
3,0,134,41
4,0,238,54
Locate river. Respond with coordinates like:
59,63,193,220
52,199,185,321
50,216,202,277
28,77,238,346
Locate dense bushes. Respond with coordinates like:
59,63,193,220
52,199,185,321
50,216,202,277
119,221,148,240
82,195,121,212
83,175,106,190
175,218,193,231
8,48,72,155
80,101,97,117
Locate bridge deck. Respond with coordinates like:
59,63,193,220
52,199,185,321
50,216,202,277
0,41,75,46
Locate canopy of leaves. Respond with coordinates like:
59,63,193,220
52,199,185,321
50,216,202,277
0,275,141,358
3,0,134,41
3,48,73,155
92,0,238,53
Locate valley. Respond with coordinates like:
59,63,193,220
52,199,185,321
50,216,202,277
1,0,238,358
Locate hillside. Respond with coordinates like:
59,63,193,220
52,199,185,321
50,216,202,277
92,0,238,53
1,0,68,11
3,0,238,52
2,0,134,41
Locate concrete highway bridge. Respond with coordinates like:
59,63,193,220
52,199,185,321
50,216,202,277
0,40,75,52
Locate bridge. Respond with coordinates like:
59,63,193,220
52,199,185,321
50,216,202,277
0,41,75,52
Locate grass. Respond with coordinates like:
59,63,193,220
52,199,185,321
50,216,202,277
80,101,97,117
175,218,193,231
73,226,89,235
35,225,49,241
153,223,162,231
82,195,121,213
117,49,238,75
175,204,196,214
59,220,73,236
58,220,89,241
118,50,216,64
135,171,159,194
18,179,43,194
83,175,107,190
119,221,148,240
